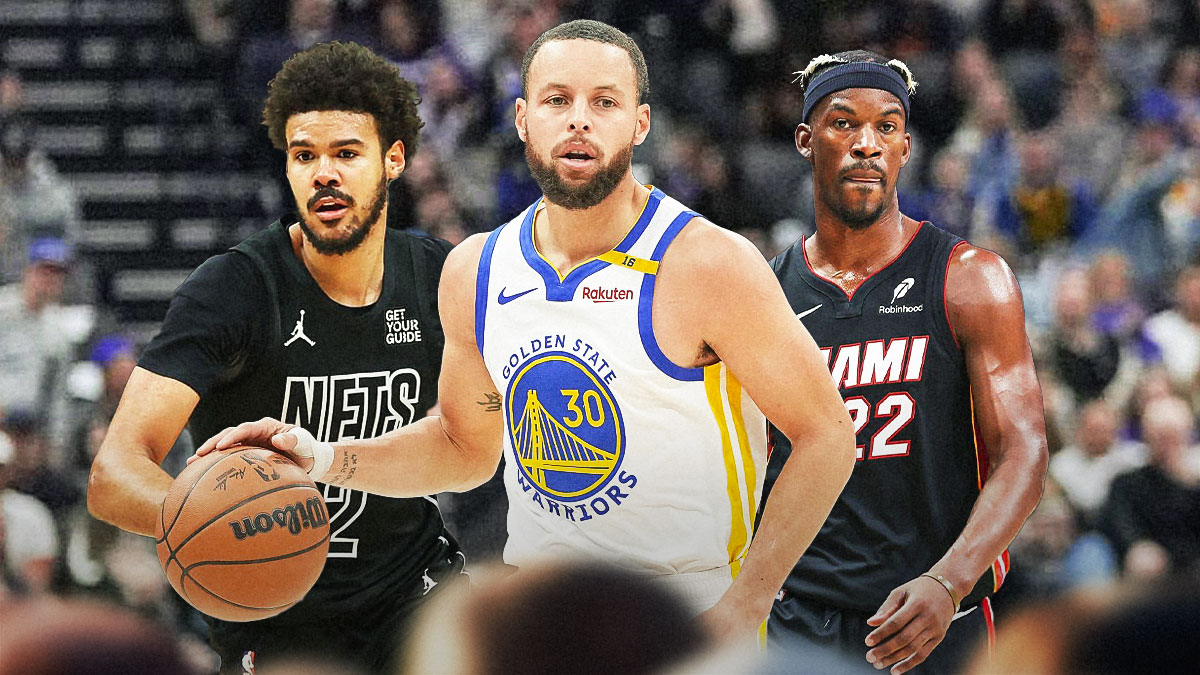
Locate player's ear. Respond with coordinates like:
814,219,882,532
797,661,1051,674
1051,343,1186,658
385,140,406,179
515,98,528,143
795,123,813,162
900,131,912,168
633,103,651,146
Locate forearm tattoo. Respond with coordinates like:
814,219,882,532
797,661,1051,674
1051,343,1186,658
477,391,501,412
327,451,359,485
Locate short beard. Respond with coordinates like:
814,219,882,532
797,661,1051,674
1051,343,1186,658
296,176,388,256
526,141,633,210
822,168,891,231
827,194,889,231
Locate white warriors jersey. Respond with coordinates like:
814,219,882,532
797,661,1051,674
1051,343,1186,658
475,187,767,611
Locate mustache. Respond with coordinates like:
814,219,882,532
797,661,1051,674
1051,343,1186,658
552,137,602,158
839,160,886,179
307,186,355,210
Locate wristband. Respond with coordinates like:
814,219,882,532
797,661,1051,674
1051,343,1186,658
921,573,961,613
286,426,335,481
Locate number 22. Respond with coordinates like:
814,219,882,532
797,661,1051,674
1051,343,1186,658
844,392,915,460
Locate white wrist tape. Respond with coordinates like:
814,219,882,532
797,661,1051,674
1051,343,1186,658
287,426,335,480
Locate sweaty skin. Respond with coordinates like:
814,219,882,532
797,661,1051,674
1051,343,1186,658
796,86,1048,674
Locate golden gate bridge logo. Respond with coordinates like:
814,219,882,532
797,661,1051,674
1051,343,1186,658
507,353,624,500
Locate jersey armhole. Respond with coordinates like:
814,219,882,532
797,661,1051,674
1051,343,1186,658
475,226,505,356
229,245,281,354
942,240,970,351
637,211,705,381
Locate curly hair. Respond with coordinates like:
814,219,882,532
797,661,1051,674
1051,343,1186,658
262,41,423,158
521,20,650,104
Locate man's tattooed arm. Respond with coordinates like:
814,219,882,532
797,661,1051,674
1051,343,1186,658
477,391,501,412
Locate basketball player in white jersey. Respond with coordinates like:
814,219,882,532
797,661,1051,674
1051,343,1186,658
198,20,855,640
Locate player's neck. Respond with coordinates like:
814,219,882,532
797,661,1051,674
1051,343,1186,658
535,178,649,275
290,220,386,307
807,206,921,290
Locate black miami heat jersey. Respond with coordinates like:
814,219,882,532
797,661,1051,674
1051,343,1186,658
140,219,456,624
765,222,1006,613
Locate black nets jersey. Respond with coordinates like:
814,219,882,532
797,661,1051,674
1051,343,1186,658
140,219,456,623
766,222,1007,613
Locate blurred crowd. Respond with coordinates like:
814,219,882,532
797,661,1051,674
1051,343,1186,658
0,0,1197,673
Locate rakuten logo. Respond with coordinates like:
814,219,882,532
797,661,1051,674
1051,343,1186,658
582,287,633,302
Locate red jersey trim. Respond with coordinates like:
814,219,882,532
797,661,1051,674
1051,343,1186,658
801,221,928,301
944,240,969,350
971,389,1010,593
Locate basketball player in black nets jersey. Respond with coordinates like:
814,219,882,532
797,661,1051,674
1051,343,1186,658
87,42,463,674
764,51,1049,674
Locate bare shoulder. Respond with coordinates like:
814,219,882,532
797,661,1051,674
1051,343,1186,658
945,243,1025,343
661,217,771,285
441,232,491,280
946,243,1021,305
438,232,492,333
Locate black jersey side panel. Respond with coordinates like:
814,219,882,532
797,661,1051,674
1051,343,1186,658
766,223,1002,612
146,220,454,622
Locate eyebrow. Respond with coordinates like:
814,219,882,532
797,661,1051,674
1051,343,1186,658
286,138,366,150
540,83,621,94
825,103,904,118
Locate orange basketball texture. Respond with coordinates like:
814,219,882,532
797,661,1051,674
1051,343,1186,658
155,446,330,622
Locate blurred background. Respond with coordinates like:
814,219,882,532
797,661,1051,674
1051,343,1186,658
0,0,1196,671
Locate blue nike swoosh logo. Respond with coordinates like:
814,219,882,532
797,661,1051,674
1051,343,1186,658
497,287,536,305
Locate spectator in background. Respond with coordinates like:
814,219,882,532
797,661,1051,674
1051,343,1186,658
403,562,710,675
1097,0,1172,100
0,596,201,674
371,0,446,85
947,75,1021,212
1047,268,1137,408
1049,35,1127,200
0,62,22,118
0,430,59,596
413,188,469,246
1080,124,1198,288
67,334,195,481
486,2,560,222
0,118,79,284
1088,251,1146,342
1049,399,1144,527
1137,46,1200,148
1099,395,1200,580
1,410,80,519
899,147,976,240
1142,265,1200,407
1002,486,1091,604
973,578,1199,675
0,239,79,461
983,0,1067,128
86,335,137,425
986,131,1097,255
659,126,751,232
417,53,487,170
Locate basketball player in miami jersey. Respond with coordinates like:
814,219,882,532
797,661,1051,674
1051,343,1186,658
88,43,463,674
200,20,856,640
765,51,1049,673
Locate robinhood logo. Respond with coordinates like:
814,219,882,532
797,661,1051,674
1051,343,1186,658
891,278,915,304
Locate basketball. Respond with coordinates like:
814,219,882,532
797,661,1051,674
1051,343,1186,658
155,446,330,622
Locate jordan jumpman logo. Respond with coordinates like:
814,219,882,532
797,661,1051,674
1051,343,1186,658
284,309,315,347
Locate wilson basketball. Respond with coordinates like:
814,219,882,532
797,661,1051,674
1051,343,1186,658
155,446,329,622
